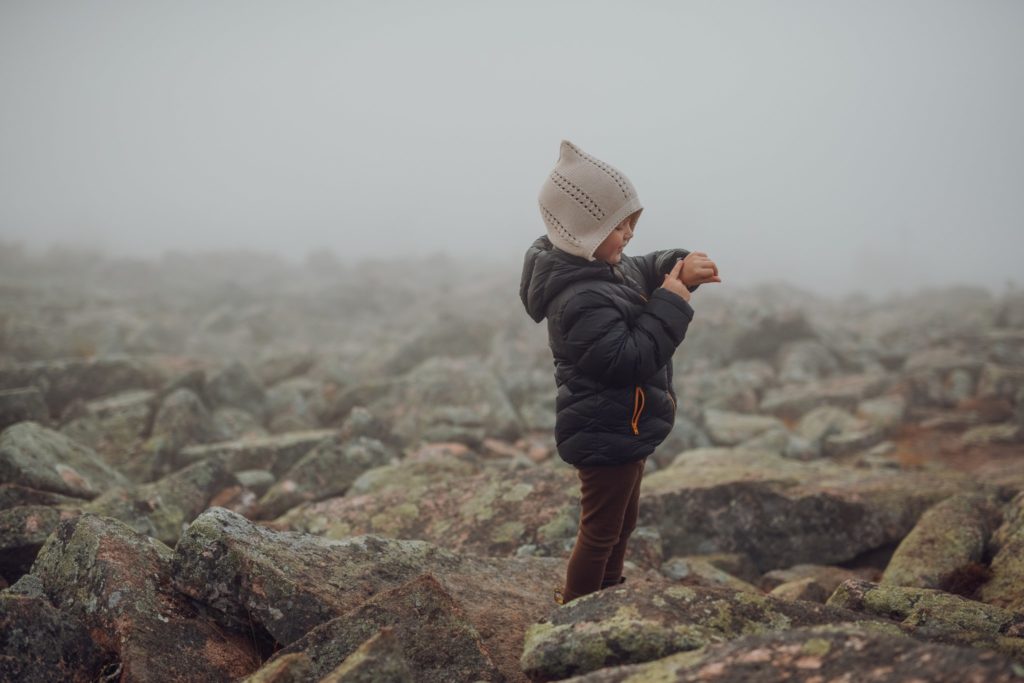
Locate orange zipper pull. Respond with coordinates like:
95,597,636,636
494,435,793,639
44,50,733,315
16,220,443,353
631,385,645,435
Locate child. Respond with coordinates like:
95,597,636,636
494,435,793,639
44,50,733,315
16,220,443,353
519,139,720,605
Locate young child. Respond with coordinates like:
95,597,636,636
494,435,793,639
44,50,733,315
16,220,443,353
519,139,720,605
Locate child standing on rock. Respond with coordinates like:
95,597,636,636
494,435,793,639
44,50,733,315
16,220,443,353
519,139,720,604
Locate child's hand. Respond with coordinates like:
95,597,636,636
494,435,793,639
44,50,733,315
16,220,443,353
681,252,721,286
660,260,691,302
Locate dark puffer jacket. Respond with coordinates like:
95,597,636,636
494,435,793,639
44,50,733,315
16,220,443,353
519,235,696,468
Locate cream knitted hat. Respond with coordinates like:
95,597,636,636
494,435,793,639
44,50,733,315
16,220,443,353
537,139,643,261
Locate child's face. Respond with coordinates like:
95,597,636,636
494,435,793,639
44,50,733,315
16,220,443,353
593,213,638,265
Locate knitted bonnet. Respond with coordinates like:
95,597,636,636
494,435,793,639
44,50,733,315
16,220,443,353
537,139,643,261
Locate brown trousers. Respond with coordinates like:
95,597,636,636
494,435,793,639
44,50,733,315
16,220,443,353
562,457,646,603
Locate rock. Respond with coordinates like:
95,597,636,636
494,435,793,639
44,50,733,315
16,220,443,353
769,576,831,603
374,357,523,446
962,422,1023,446
822,425,886,457
0,386,49,430
0,355,162,417
732,310,817,360
212,406,268,440
760,373,890,419
256,351,315,387
337,405,395,444
520,580,875,680
856,394,907,433
319,628,413,683
83,458,236,544
981,491,1024,612
172,507,562,681
659,556,761,593
0,585,109,683
31,513,261,682
677,361,775,414
236,469,276,496
0,483,81,509
142,387,220,468
702,409,785,447
5,571,45,597
274,464,580,559
0,421,128,499
654,414,711,468
759,563,878,594
685,552,761,583
0,505,77,580
776,339,840,383
346,449,482,497
264,376,327,433
205,359,268,418
882,493,1003,590
827,578,1024,660
361,311,497,382
794,406,886,457
904,347,985,408
977,363,1024,402
639,448,975,572
565,622,1024,683
175,429,338,477
796,406,862,444
270,574,499,681
58,389,154,468
255,435,395,519
240,653,312,683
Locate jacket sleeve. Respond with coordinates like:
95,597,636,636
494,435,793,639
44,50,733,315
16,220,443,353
560,286,694,388
629,249,701,297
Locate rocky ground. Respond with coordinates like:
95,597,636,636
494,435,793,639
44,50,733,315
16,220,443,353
1,242,1024,682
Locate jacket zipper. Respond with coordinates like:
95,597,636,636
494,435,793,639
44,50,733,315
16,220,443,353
631,385,646,435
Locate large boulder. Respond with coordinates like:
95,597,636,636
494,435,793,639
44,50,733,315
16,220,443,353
827,578,1024,660
58,389,155,469
565,623,1024,683
318,627,413,683
0,505,78,580
0,386,49,431
702,409,785,447
520,579,877,680
731,310,817,360
903,347,985,408
172,507,562,682
174,429,338,477
141,387,220,468
371,356,523,446
0,579,109,683
0,422,128,499
776,339,840,384
269,574,499,681
981,491,1024,612
638,448,977,572
83,457,236,544
255,435,395,519
30,513,260,682
0,355,162,417
881,493,1003,590
275,463,580,559
204,359,268,418
760,373,890,419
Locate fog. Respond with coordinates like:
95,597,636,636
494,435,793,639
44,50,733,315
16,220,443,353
2,0,1022,297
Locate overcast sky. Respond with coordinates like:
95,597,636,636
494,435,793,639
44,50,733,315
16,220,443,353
1,1,1021,295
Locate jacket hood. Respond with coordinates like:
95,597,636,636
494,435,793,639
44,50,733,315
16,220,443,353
519,235,620,323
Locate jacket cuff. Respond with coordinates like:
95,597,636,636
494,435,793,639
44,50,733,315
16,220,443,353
648,288,695,336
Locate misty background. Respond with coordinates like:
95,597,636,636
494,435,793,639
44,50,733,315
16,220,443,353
1,0,1022,297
